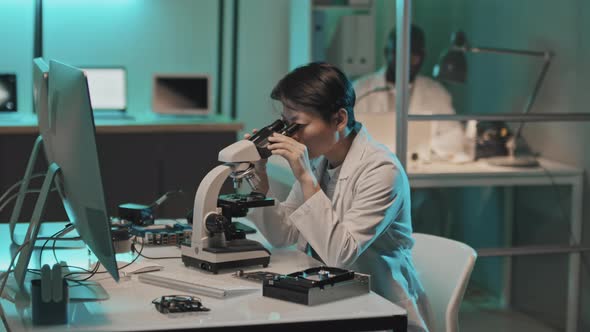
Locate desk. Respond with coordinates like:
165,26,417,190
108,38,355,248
268,157,584,332
1,222,407,331
408,158,583,332
0,113,243,134
0,115,242,221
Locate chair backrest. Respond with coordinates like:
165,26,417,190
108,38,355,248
412,233,477,332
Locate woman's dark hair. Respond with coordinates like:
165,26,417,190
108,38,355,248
270,62,356,128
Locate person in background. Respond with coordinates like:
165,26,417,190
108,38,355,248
353,24,464,160
246,62,433,332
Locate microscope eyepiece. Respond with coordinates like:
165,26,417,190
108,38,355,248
248,119,288,159
280,123,301,137
248,119,286,145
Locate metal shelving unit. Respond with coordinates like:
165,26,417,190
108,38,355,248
394,2,589,332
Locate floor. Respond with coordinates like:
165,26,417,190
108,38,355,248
458,285,560,332
460,308,558,332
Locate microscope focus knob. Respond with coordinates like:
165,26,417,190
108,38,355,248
205,213,229,234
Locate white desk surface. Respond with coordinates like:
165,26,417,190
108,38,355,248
406,157,582,188
1,221,406,332
268,156,583,189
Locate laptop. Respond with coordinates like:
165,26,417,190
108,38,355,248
152,74,211,115
82,67,133,119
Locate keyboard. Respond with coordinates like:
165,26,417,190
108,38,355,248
138,271,258,298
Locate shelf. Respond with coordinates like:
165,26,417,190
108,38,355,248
0,113,243,135
477,245,590,257
312,5,371,15
406,113,590,122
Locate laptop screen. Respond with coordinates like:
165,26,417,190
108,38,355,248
83,68,127,111
152,74,210,115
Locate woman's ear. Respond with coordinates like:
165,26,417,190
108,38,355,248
334,108,349,131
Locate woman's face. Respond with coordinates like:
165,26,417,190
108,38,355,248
281,105,338,159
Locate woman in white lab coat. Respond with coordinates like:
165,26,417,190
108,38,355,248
248,62,433,332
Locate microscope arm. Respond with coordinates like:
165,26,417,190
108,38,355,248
189,164,232,252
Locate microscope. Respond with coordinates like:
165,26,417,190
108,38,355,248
181,119,300,274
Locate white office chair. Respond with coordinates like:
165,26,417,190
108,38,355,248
412,233,477,332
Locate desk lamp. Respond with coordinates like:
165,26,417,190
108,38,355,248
433,31,553,167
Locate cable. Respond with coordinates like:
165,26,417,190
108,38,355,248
355,86,394,104
137,251,181,260
0,173,45,207
0,188,57,215
465,164,590,322
150,190,184,210
119,237,145,270
0,240,31,300
33,226,100,282
468,165,590,317
38,224,72,265
58,237,145,281
538,164,590,272
64,262,101,283
0,300,10,332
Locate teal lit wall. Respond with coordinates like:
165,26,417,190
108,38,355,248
0,1,34,114
43,0,219,118
235,0,290,137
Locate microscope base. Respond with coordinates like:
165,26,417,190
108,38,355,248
182,253,269,274
182,239,271,274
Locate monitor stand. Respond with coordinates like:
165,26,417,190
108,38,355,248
8,136,81,245
67,282,110,301
2,273,109,304
13,163,61,290
2,139,112,307
9,163,108,301
5,163,108,302
9,136,44,244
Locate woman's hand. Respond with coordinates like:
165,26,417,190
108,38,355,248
267,133,320,200
243,129,269,195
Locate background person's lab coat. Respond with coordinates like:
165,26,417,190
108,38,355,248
353,67,464,159
249,125,433,332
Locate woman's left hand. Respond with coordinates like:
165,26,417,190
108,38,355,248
268,133,320,198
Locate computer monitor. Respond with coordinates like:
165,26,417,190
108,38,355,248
9,58,54,243
0,73,17,112
33,58,56,162
11,59,77,244
13,60,120,289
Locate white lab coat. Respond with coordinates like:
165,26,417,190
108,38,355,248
353,68,464,159
249,124,433,332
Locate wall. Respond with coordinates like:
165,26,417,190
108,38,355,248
235,0,291,136
0,1,34,114
521,0,590,329
43,0,220,118
3,0,588,328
